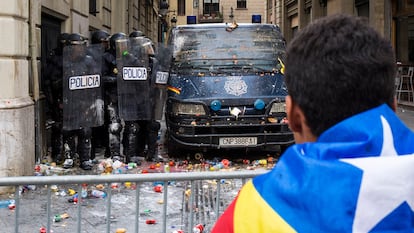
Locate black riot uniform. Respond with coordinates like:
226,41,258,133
43,32,70,163
102,32,127,161
61,33,103,170
90,29,111,159
123,31,161,162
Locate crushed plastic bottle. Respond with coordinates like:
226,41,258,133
0,199,14,209
81,184,88,198
53,213,69,222
164,164,170,173
146,219,156,224
90,189,107,198
193,224,204,233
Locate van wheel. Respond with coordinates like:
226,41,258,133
167,143,180,158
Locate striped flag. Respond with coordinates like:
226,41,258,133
211,104,414,232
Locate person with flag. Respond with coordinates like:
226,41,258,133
211,14,414,232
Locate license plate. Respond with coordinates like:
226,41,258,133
122,67,147,80
219,137,257,146
69,74,100,90
155,71,169,84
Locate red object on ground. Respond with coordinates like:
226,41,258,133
8,203,15,210
193,224,204,233
146,219,156,224
221,159,230,168
153,185,162,193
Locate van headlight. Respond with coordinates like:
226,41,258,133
172,102,206,115
269,102,286,114
268,102,287,124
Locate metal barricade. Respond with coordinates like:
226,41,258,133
0,170,266,233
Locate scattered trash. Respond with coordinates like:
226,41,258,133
39,227,53,233
153,185,163,193
12,154,276,232
146,219,156,224
115,228,127,233
193,224,204,233
81,184,88,198
90,189,107,198
53,213,69,222
0,199,15,209
50,185,59,192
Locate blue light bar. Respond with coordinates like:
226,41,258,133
252,15,261,23
187,16,197,24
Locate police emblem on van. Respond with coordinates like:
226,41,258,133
224,76,247,96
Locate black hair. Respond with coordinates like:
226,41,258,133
285,14,396,137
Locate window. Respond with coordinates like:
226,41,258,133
203,0,219,15
355,0,369,18
237,0,246,9
178,0,186,16
89,0,98,16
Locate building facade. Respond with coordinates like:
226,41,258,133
166,0,269,26
268,0,414,64
0,0,163,186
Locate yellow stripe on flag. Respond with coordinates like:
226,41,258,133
233,181,296,233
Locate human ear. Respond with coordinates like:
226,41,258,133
286,96,317,143
286,95,303,133
392,97,397,112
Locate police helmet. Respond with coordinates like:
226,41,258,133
142,37,155,56
91,30,110,44
109,32,127,51
68,33,87,45
58,33,70,46
129,31,145,38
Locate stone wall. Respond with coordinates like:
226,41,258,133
0,0,35,192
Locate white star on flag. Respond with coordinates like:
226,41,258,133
341,116,414,232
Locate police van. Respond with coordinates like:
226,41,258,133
165,18,294,159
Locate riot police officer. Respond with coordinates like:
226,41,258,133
102,32,127,162
43,33,69,163
90,29,111,159
61,33,104,170
123,31,161,162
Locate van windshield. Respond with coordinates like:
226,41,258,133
171,24,285,74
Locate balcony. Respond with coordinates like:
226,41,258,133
199,12,223,23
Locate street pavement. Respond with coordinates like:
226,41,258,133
0,159,249,233
0,107,413,233
396,106,414,131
